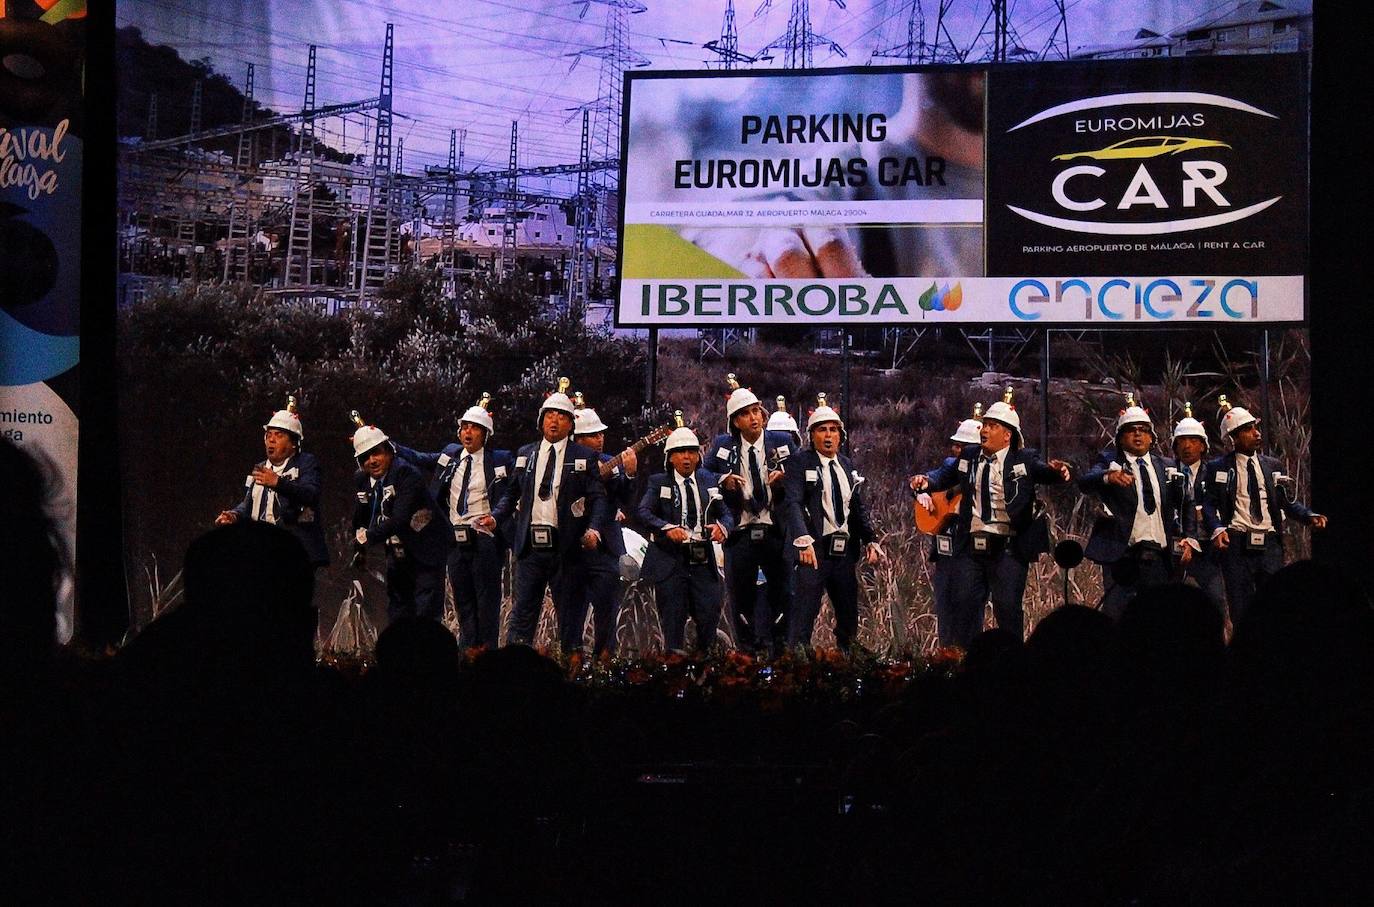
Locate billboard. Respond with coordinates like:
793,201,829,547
617,56,1307,327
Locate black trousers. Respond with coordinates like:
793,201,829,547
788,550,860,651
723,526,790,655
941,543,1029,643
509,546,582,647
654,560,724,652
1219,528,1284,626
386,553,446,623
562,550,622,654
446,531,504,649
1099,545,1172,621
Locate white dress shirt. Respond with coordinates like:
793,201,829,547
1230,451,1274,532
739,436,773,527
1125,456,1168,547
969,446,1010,535
449,448,489,527
250,459,289,525
530,438,567,527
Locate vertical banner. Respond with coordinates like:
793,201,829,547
0,1,86,642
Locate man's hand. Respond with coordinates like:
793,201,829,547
1106,470,1135,488
709,523,727,544
475,514,497,532
766,469,786,486
909,474,930,493
215,510,239,526
865,543,881,566
681,225,868,279
355,527,369,546
581,528,601,550
1212,529,1231,551
1176,539,1194,565
251,466,279,488
1310,514,1329,530
916,493,935,514
719,473,745,492
620,448,637,477
1047,459,1073,482
666,526,691,544
798,545,818,568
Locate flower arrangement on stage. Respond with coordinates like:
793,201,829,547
458,645,969,707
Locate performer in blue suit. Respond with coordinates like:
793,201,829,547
1203,396,1327,625
637,413,733,653
217,395,329,569
911,388,1071,643
1170,401,1226,619
783,394,881,654
490,378,607,648
909,405,984,647
704,375,798,655
566,393,640,655
394,394,514,649
349,412,453,622
1077,394,1187,619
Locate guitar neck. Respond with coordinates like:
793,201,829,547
600,426,668,478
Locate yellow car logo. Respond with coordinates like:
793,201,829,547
1052,136,1231,162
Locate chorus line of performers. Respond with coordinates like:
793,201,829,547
216,379,1326,655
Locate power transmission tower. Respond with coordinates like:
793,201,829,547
223,63,256,283
872,0,962,64
357,22,396,300
175,80,203,248
758,0,847,69
568,0,650,299
285,45,317,286
501,121,519,276
705,0,771,68
568,110,592,319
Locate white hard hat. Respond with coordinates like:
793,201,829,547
951,419,982,445
1217,394,1257,436
951,402,983,445
805,393,844,437
1171,401,1209,449
766,395,800,437
574,407,608,435
1114,393,1153,436
724,373,762,422
458,391,495,436
983,388,1021,443
537,377,576,429
663,412,701,467
263,395,303,442
351,424,391,460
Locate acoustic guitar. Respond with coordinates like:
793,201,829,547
600,423,673,479
913,488,962,535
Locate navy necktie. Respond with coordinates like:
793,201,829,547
749,445,767,513
456,455,473,516
683,477,697,533
1136,457,1156,515
256,467,273,521
829,460,846,531
1247,457,1263,521
538,444,556,501
979,456,993,523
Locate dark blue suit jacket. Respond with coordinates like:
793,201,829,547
596,452,637,559
352,458,454,568
922,443,1066,561
491,439,607,558
781,449,876,563
636,468,734,583
395,442,514,547
703,429,797,528
1077,448,1184,564
1201,451,1314,534
231,451,329,566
